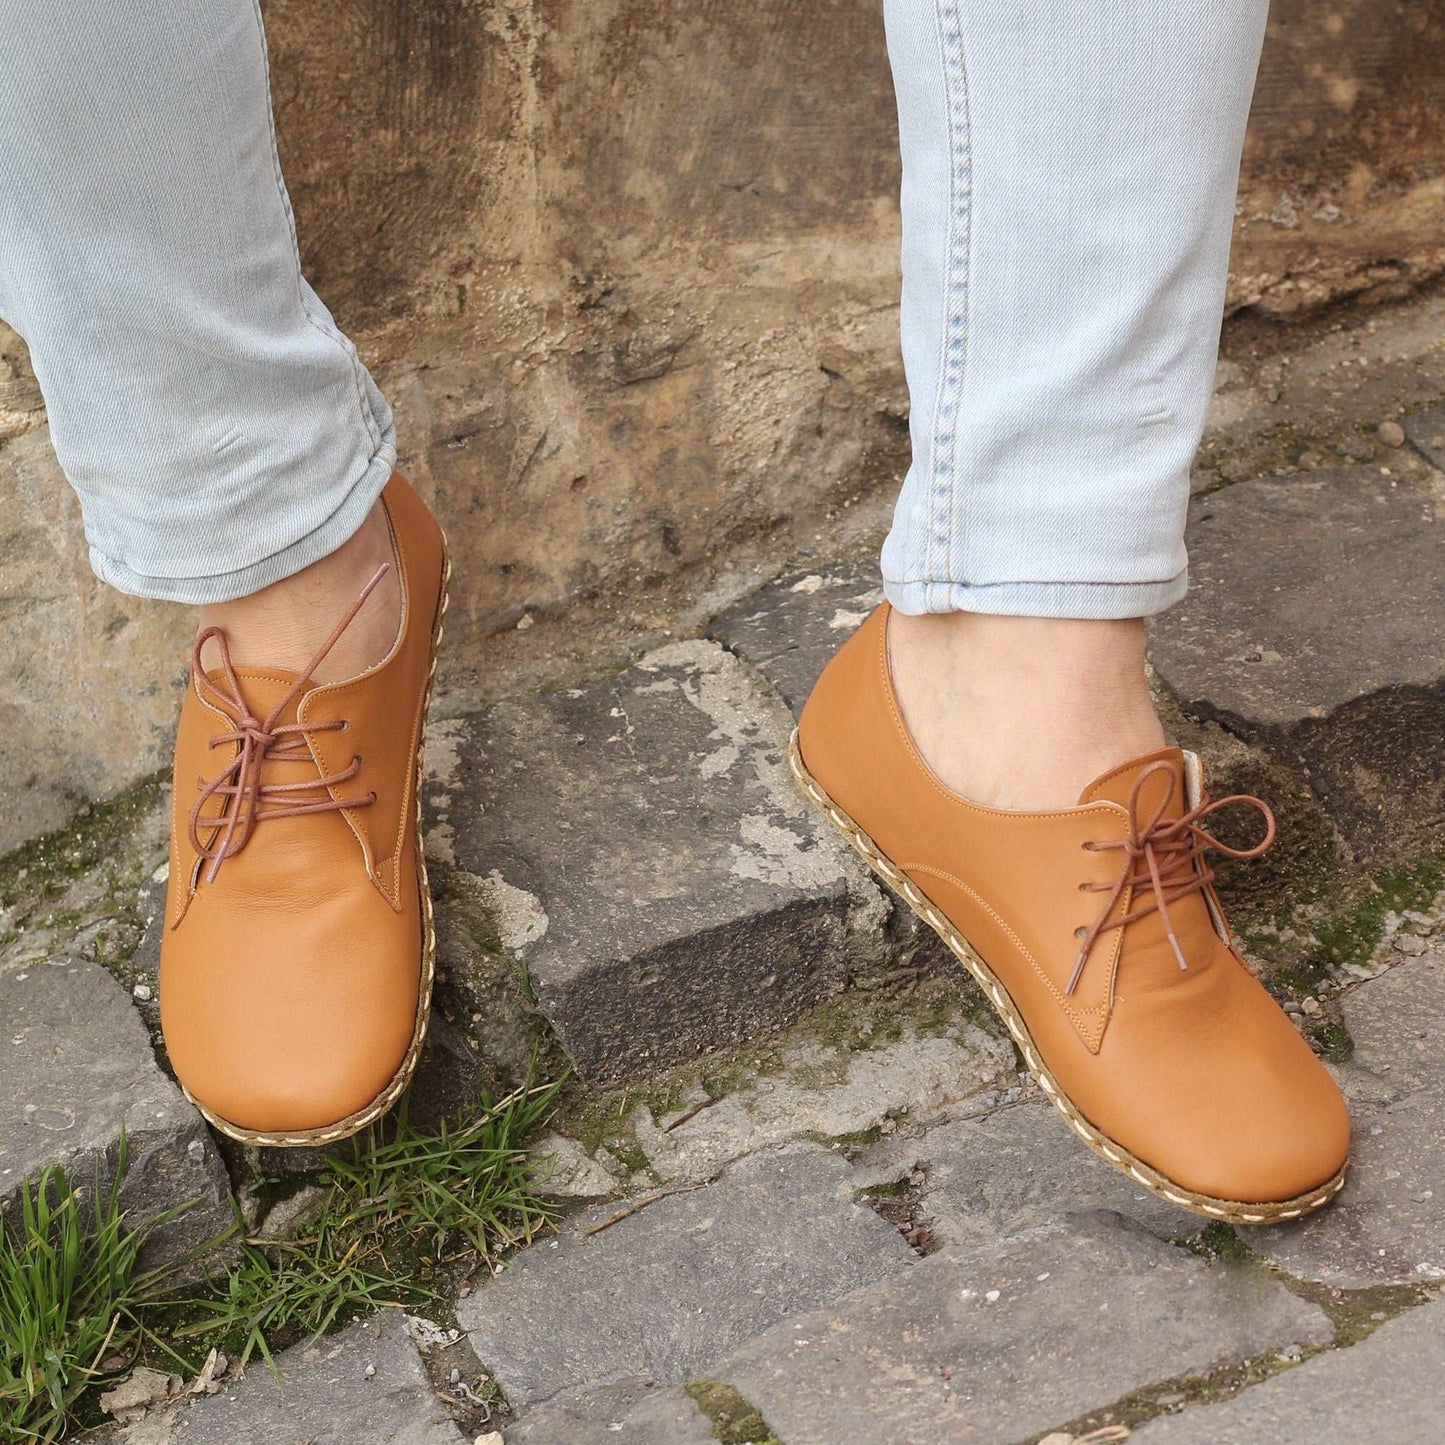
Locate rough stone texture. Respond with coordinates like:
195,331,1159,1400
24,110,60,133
506,1378,715,1445
457,1143,913,1408
1263,1090,1445,1284
1155,469,1444,727
713,1215,1331,1445
855,1098,1202,1248
8,0,1445,856
0,956,232,1268
90,1312,463,1443
1131,1299,1445,1444
1199,289,1445,497
632,1028,1015,1185
1234,1,1445,318
1346,948,1445,1095
1403,402,1445,472
708,562,882,717
707,559,966,980
530,1132,629,1201
0,428,189,854
444,639,880,1082
1254,950,1445,1287
1151,468,1445,857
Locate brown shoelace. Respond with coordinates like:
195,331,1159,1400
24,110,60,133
1066,758,1275,994
187,564,390,884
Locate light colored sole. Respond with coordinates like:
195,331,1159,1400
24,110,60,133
188,542,452,1149
788,729,1347,1226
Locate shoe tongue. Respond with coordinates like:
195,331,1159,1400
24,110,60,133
1076,746,1188,815
1077,745,1223,978
197,666,327,811
203,666,308,729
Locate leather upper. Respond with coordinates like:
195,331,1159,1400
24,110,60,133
160,474,444,1133
798,603,1350,1205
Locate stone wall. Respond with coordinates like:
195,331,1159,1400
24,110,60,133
4,0,1445,852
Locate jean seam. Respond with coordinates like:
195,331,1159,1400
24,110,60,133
247,0,382,456
882,573,1190,622
890,573,1188,589
924,0,972,610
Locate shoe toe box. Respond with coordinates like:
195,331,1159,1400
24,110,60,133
160,893,423,1139
1102,970,1351,1209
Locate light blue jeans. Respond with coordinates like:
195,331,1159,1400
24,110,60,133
0,0,394,603
881,0,1269,618
0,1,1267,615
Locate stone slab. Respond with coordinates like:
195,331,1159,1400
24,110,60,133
714,1216,1331,1445
1403,402,1445,471
1150,468,1445,856
1131,1298,1445,1444
91,1311,462,1443
457,1143,913,1408
632,1023,1017,1190
707,562,883,717
633,1027,1015,1185
0,956,232,1268
856,1098,1202,1248
1344,947,1445,1095
530,1019,1016,1204
705,563,961,979
1255,1088,1445,1288
1253,951,1445,1287
506,1378,715,1445
444,639,879,1083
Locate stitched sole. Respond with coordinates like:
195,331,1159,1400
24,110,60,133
789,729,1346,1226
186,540,452,1149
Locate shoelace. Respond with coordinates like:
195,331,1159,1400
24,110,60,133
1066,759,1276,994
187,564,390,884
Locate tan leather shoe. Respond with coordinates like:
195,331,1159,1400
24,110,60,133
795,604,1349,1223
159,474,448,1146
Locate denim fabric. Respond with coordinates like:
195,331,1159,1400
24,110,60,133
1,2,1265,613
881,0,1269,618
0,0,393,604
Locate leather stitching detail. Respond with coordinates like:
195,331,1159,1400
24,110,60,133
297,499,416,912
901,860,1113,1051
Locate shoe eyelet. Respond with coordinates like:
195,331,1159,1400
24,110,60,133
338,720,350,732
1074,926,1089,940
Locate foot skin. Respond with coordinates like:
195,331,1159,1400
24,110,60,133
887,610,1167,811
198,498,403,684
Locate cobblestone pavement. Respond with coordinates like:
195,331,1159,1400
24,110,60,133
4,292,1445,1442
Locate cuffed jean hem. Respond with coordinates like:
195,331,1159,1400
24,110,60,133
882,569,1189,621
87,441,395,605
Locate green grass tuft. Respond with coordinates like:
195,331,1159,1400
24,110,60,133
1,1077,562,1440
0,1142,189,1444
156,1076,564,1373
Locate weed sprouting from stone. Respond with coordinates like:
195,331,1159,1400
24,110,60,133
0,1139,189,1443
0,1079,562,1439
685,1379,783,1445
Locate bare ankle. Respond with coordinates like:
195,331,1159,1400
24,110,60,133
887,609,1166,810
198,500,402,684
